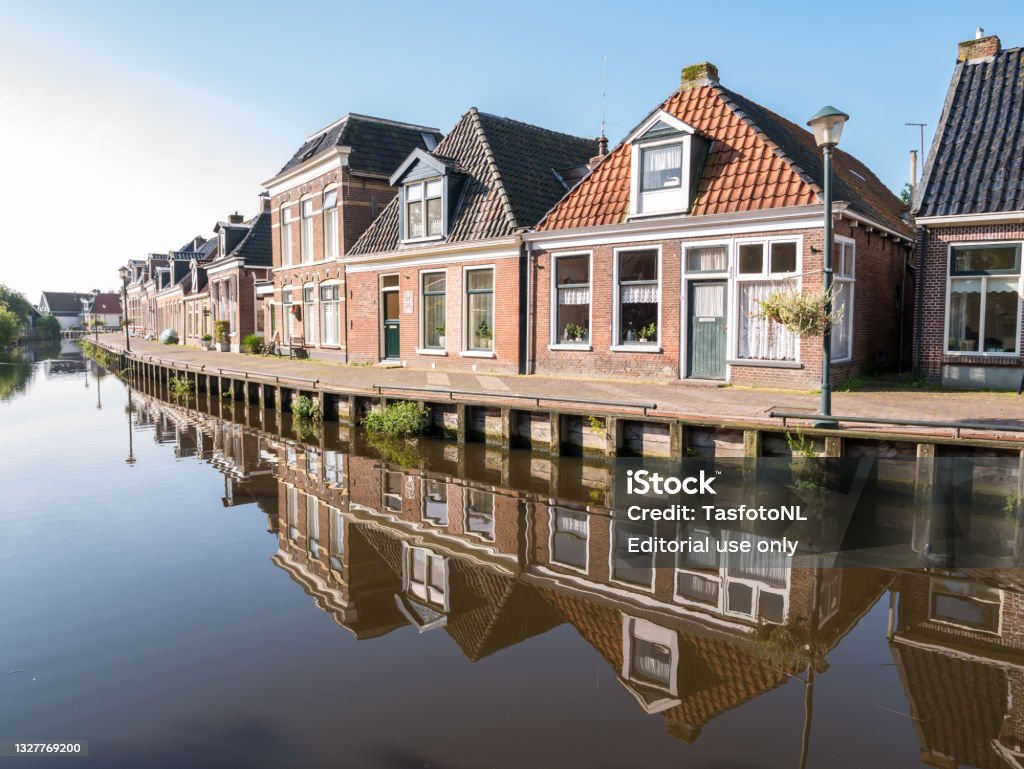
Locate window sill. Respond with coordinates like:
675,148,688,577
400,235,445,246
548,343,592,351
611,344,662,354
460,350,495,359
727,358,803,369
944,351,1021,359
416,348,447,356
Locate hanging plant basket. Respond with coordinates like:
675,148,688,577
756,289,843,338
290,305,302,321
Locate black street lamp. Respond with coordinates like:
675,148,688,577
118,266,131,353
807,106,849,428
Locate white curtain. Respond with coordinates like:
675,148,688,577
621,284,658,304
558,286,590,306
687,246,728,272
831,282,852,359
727,532,788,587
739,280,796,360
693,283,724,317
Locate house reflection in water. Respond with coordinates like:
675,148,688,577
127,387,1024,758
891,571,1024,768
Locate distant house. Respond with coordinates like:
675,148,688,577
263,113,444,360
82,291,123,328
38,291,89,330
913,32,1024,389
525,62,914,387
345,108,596,371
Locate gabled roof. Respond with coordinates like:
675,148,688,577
274,113,443,179
915,44,1024,218
349,108,596,255
538,79,910,238
86,293,122,314
39,291,89,315
210,210,273,268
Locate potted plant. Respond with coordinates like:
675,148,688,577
637,321,657,343
563,322,587,343
213,320,231,352
477,320,492,349
435,323,446,347
200,333,213,350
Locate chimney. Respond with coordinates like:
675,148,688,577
228,211,244,224
958,30,1000,62
680,62,719,91
259,191,271,213
588,135,609,170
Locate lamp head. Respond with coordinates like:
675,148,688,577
807,106,849,148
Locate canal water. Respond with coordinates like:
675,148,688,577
2,347,1022,768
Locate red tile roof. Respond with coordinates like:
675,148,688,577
539,83,909,237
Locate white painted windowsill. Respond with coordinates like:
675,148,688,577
548,343,592,352
416,348,447,356
459,350,496,359
610,344,662,354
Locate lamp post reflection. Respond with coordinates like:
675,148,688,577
125,386,136,465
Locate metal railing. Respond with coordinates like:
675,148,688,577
769,410,1024,439
371,383,658,415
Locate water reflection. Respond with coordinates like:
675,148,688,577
113,377,1024,768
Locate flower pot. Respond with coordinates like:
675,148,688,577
217,341,230,352
438,335,446,347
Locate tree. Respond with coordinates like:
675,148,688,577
35,315,61,340
0,285,33,324
0,304,20,350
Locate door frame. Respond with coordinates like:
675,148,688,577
686,278,728,380
380,273,401,360
679,241,732,381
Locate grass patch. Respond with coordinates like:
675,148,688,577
167,374,194,399
362,401,429,438
291,394,323,423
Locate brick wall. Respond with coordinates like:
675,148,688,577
917,223,1024,381
531,222,910,388
346,255,522,373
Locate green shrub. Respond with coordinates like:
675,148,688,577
168,374,194,399
241,334,265,354
291,394,323,423
367,434,423,467
213,320,230,344
362,400,429,438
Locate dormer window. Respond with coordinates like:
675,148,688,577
628,112,705,218
405,179,443,240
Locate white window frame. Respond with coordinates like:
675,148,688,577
928,576,1003,635
302,282,316,345
461,265,495,357
549,251,593,351
463,486,495,542
418,269,447,354
280,205,294,266
403,543,449,611
403,178,444,243
319,280,341,347
627,111,696,219
621,616,679,697
733,236,803,364
680,240,732,379
832,236,856,364
943,241,1023,357
612,245,662,353
329,507,344,571
300,198,314,263
608,518,656,593
548,505,589,573
421,477,449,526
323,187,339,260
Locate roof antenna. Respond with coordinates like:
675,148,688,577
598,55,609,156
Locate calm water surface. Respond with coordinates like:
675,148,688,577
1,347,1021,768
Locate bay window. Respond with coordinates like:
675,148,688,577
616,249,659,346
832,240,855,362
300,199,313,263
465,268,494,351
946,244,1021,354
280,205,294,265
421,271,446,349
323,189,339,259
736,240,799,361
553,254,590,345
405,179,443,240
319,283,340,346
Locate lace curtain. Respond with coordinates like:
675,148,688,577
738,280,796,360
621,284,658,304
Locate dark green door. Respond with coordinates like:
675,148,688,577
383,290,400,359
688,280,727,379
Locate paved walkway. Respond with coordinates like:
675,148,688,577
98,334,1024,441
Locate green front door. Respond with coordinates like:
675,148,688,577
383,290,400,359
688,280,727,380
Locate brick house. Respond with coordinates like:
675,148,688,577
524,63,914,387
150,237,217,340
205,197,273,350
262,114,443,360
913,33,1024,389
345,108,595,372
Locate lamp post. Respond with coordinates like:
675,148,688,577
807,106,849,428
125,385,136,466
118,266,131,353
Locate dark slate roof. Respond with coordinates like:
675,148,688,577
719,87,912,236
232,209,272,267
915,46,1024,217
40,291,89,315
349,108,596,255
275,113,443,178
86,293,122,314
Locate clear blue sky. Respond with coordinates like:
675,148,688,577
2,0,1022,298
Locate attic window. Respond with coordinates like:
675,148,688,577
421,132,438,151
628,112,701,218
405,179,443,240
641,145,683,191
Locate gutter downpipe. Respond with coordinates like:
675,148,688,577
913,226,926,380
